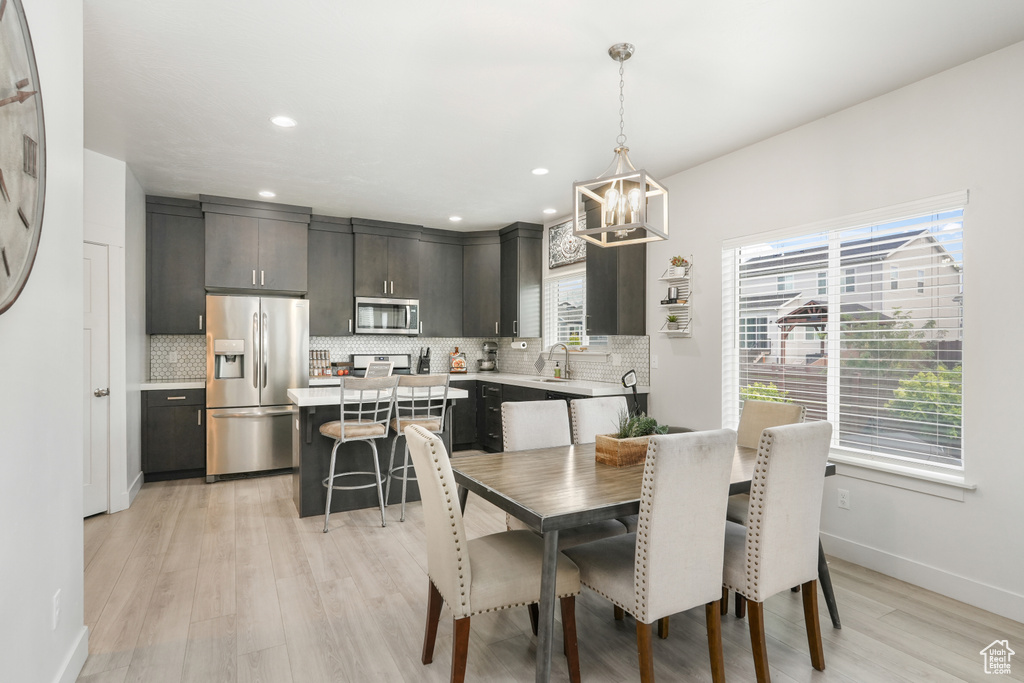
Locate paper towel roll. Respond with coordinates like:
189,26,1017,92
510,341,528,350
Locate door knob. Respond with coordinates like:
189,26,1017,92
94,388,110,397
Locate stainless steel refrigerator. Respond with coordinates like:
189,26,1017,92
205,295,309,481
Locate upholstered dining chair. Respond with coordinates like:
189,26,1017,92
404,424,582,683
385,373,450,523
320,375,400,531
569,396,642,533
569,395,628,444
722,420,833,683
563,429,737,683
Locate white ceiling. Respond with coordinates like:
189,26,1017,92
84,1,1024,231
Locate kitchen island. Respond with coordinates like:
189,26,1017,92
287,385,469,518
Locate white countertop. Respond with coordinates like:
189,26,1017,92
309,373,646,396
288,386,469,407
141,379,205,391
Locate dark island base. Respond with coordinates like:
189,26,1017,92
292,403,453,519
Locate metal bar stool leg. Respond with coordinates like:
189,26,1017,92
369,440,387,527
400,439,412,522
385,430,400,511
323,440,341,533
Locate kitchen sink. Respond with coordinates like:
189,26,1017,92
538,378,572,383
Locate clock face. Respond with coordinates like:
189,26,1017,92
0,0,45,315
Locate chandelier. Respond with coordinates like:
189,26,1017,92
573,43,668,248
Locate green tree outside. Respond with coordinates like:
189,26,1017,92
740,382,790,403
886,364,962,439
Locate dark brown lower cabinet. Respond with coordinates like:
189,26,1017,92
142,389,206,481
451,381,478,450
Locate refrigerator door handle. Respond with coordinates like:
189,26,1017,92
262,312,269,388
252,312,260,389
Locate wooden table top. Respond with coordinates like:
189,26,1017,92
451,443,796,533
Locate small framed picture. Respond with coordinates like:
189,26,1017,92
548,218,587,269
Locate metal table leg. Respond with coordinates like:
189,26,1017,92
536,529,559,683
818,539,841,629
458,485,469,513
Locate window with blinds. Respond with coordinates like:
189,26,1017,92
543,273,607,348
722,196,965,467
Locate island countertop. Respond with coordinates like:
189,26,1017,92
287,386,469,407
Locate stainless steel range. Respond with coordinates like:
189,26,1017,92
349,353,412,377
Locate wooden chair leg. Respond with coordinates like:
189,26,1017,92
705,600,726,683
801,580,826,671
561,597,582,683
657,616,669,639
721,587,729,616
451,616,471,683
614,605,625,621
636,620,655,683
422,580,443,664
735,592,746,619
528,603,539,636
747,600,770,683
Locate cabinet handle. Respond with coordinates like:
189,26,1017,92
383,280,387,294
261,270,265,286
513,320,517,335
167,396,187,401
419,320,423,333
197,410,202,426
199,314,203,331
495,321,499,334
348,319,353,333
252,269,257,286
390,280,394,294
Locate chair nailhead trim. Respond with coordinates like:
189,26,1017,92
633,438,658,622
741,431,774,602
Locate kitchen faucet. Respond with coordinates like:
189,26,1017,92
548,343,571,380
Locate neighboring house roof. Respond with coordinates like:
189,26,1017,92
739,229,950,277
776,299,885,327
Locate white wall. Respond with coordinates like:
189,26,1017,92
125,167,146,499
0,0,87,680
647,41,1024,620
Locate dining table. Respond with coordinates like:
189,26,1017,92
450,441,837,683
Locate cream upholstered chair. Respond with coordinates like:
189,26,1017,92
320,375,399,531
569,396,642,533
569,396,628,444
722,421,833,683
385,373,450,523
404,424,582,683
563,429,737,683
501,400,629,547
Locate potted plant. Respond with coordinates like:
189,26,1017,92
668,255,689,277
666,314,679,331
595,411,669,467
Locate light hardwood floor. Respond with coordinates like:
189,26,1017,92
80,474,1024,683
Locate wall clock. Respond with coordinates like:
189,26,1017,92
0,0,45,315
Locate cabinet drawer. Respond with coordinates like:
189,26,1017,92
146,389,206,407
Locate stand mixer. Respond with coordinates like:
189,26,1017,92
478,341,498,372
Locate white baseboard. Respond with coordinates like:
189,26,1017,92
54,626,88,683
821,533,1024,623
128,470,144,506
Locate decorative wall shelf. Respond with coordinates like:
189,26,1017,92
656,260,691,338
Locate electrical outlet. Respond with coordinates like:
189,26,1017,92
837,489,850,510
651,355,659,369
52,589,61,630
168,351,178,363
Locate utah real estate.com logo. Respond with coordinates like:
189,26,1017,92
980,640,1014,675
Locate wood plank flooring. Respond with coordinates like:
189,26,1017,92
81,473,1024,682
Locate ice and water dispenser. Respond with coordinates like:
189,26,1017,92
213,339,245,379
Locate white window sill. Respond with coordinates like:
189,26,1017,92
828,450,975,501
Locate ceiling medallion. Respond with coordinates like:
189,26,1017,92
572,43,668,248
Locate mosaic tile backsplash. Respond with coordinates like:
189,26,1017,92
150,334,649,386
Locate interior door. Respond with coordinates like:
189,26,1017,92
83,243,109,516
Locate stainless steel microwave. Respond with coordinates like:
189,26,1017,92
354,297,420,335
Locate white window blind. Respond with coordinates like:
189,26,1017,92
723,201,965,468
543,273,606,348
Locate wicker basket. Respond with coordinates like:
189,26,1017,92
595,434,650,468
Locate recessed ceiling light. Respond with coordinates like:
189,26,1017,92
532,168,549,175
449,216,463,222
271,115,297,128
259,190,276,198
543,208,557,214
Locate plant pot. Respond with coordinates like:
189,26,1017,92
595,434,650,467
666,322,679,330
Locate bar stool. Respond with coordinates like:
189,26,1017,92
385,374,450,522
320,375,400,531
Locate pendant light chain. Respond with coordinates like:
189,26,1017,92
616,58,627,147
